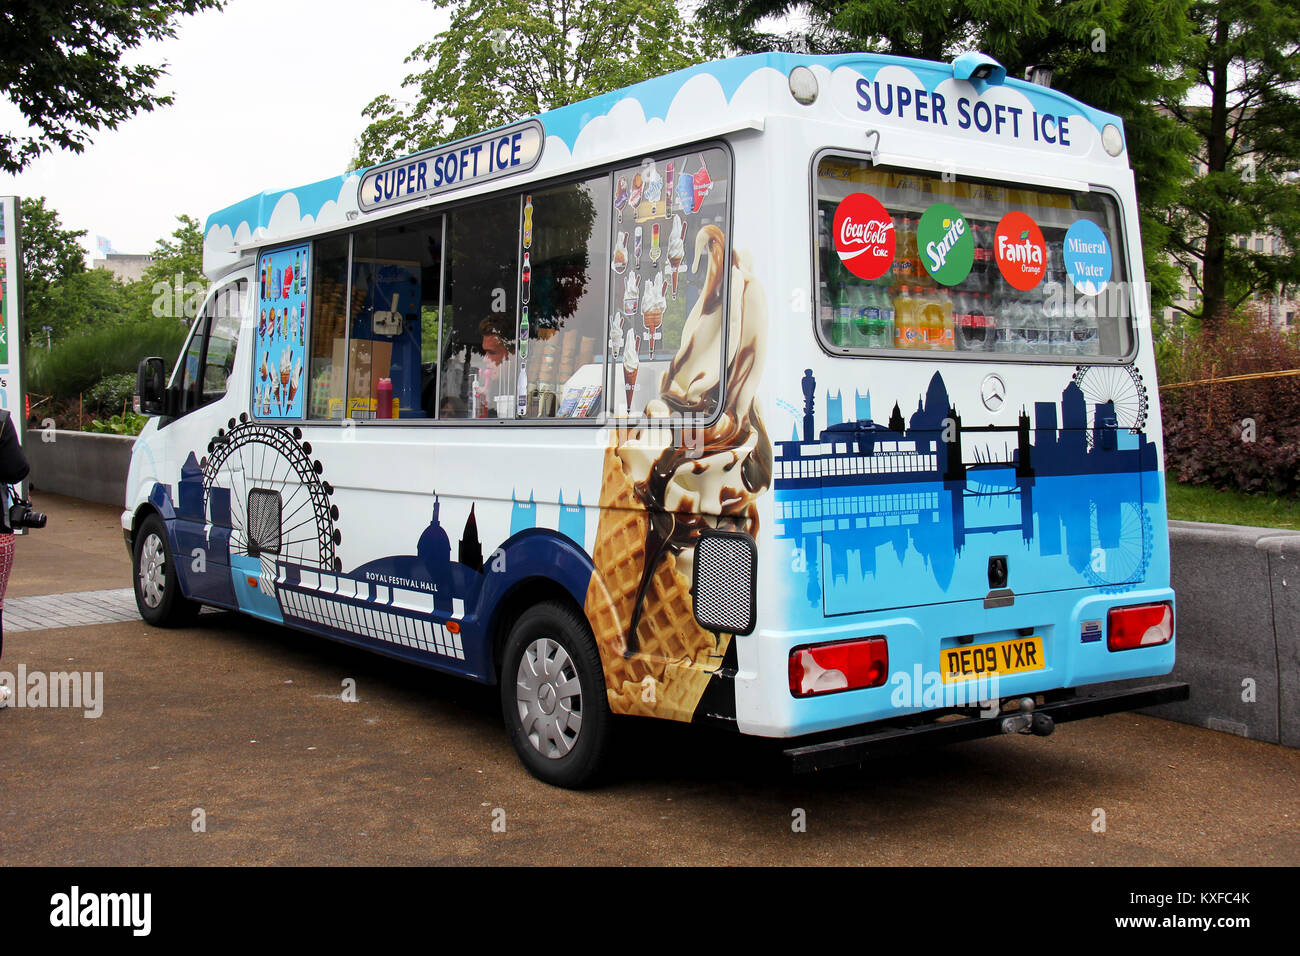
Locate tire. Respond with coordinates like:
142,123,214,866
132,513,201,628
500,601,612,789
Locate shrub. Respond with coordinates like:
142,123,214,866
83,372,137,418
27,318,188,400
1160,314,1300,498
85,411,148,436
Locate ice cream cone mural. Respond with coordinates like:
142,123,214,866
667,215,686,299
584,223,772,721
641,269,666,358
614,175,629,218
609,311,625,353
612,232,628,274
279,349,291,414
622,332,639,412
622,273,639,316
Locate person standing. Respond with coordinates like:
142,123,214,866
0,408,31,664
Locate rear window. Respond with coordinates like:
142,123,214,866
815,155,1135,361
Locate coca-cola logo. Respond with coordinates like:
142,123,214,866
994,211,1046,291
833,192,895,280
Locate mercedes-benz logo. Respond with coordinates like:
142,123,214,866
981,374,1006,412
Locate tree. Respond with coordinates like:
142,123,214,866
355,0,726,167
1159,0,1300,326
132,214,207,322
1,0,224,174
697,0,1199,315
18,197,89,344
42,268,134,343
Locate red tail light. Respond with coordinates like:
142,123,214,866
789,637,888,698
1107,602,1173,651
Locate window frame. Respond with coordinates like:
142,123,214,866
165,276,248,424
601,140,736,428
808,147,1139,366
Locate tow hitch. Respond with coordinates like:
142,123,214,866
1000,697,1055,736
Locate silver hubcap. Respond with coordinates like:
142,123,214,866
139,533,167,609
516,637,583,759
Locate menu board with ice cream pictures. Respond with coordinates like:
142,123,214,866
255,243,309,419
609,147,730,416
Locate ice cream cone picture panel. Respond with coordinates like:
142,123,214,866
608,147,728,418
588,145,773,722
255,243,310,419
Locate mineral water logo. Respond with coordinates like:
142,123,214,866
918,202,974,286
833,192,895,280
1063,219,1113,295
994,210,1046,290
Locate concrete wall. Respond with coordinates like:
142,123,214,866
24,430,134,508
1096,521,1300,747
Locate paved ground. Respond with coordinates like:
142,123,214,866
1,494,1297,865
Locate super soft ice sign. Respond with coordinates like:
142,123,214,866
359,120,544,213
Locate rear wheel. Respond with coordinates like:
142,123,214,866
500,601,611,789
132,513,201,627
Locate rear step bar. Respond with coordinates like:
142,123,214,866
784,682,1190,773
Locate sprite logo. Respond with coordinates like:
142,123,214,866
918,202,974,287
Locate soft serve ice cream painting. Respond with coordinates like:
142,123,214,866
585,223,772,721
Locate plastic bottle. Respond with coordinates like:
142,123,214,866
893,286,917,349
876,283,896,347
975,292,993,352
1023,295,1047,354
894,216,916,286
376,377,393,419
954,291,974,351
819,280,834,336
906,217,930,287
859,285,881,348
837,283,857,348
921,288,954,350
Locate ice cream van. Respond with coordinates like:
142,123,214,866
127,51,1187,787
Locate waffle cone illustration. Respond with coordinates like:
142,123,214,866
584,224,771,723
583,443,730,720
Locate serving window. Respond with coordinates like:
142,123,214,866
814,155,1135,361
291,149,734,424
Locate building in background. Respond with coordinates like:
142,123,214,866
92,253,153,284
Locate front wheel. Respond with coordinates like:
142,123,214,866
500,601,611,789
132,513,201,628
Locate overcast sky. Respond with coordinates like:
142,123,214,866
0,0,447,262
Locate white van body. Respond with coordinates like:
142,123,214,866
124,53,1181,783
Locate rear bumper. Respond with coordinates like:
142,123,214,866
784,681,1189,772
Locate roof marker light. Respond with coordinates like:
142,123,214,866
789,66,818,105
952,52,1006,86
1102,124,1125,157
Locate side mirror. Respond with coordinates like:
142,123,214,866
136,357,166,416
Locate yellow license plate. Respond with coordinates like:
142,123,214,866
941,636,1044,683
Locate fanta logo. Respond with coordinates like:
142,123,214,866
994,211,1046,291
832,192,896,281
996,234,1043,265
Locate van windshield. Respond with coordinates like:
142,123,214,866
815,155,1135,360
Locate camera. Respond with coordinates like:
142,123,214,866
8,490,46,530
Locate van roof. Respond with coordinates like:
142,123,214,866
202,51,1125,279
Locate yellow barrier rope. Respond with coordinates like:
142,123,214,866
1160,368,1300,390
